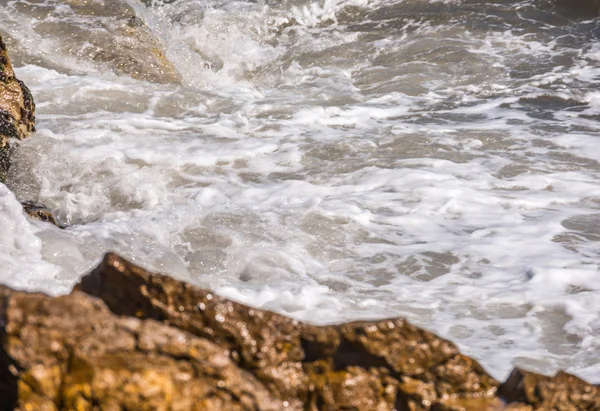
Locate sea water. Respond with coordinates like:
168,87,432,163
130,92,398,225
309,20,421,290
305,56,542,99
1,0,600,382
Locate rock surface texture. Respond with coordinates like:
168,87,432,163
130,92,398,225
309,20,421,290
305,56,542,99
0,35,35,183
0,253,597,410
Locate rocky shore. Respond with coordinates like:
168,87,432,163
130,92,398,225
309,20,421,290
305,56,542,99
1,15,600,411
0,253,598,410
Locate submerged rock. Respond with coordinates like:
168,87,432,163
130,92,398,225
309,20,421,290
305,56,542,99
20,201,64,228
0,35,35,183
0,253,597,409
7,0,180,84
0,36,61,227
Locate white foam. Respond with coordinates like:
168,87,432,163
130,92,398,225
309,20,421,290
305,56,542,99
2,0,600,384
0,184,64,293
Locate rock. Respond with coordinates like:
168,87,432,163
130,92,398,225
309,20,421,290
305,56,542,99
0,287,281,410
498,368,600,410
0,34,35,183
0,252,597,410
7,0,180,84
20,201,64,228
0,38,62,226
76,253,501,410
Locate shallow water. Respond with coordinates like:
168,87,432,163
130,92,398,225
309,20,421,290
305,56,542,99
1,0,600,382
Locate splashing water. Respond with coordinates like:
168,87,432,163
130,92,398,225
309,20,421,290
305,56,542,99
1,0,600,381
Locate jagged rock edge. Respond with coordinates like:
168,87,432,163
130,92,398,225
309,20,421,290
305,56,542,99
0,253,596,410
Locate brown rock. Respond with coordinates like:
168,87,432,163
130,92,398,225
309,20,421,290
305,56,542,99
498,368,600,410
0,34,35,183
1,252,597,410
75,253,501,409
0,286,280,410
20,201,63,228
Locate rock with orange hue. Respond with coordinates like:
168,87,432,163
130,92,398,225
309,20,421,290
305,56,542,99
20,201,62,227
76,253,502,410
0,253,597,410
0,286,281,410
498,368,600,410
0,34,35,182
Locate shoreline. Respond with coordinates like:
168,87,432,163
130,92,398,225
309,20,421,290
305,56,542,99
2,252,598,410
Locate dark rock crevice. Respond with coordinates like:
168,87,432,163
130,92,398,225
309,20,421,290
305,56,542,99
0,329,18,411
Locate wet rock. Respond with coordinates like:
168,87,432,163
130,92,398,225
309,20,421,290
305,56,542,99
0,35,35,183
0,36,60,225
9,0,180,84
499,368,600,410
141,0,179,5
0,287,281,410
20,201,64,228
76,253,500,409
0,253,597,410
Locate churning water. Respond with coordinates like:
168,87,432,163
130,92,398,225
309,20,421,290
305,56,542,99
1,0,600,382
